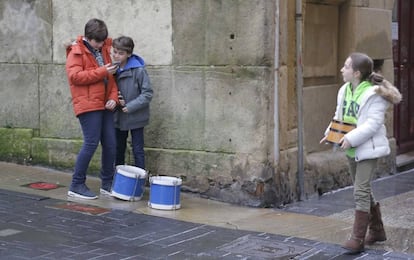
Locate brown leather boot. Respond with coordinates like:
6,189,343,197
343,210,370,254
365,202,387,245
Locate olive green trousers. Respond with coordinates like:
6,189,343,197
347,156,378,212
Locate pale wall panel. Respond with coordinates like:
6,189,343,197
53,0,172,65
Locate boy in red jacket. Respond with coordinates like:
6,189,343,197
65,18,119,199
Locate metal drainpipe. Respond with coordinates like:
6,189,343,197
274,0,280,163
295,0,304,201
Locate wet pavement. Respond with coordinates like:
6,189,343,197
0,161,413,259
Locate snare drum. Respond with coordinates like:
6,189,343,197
111,165,147,201
148,176,182,210
326,120,356,144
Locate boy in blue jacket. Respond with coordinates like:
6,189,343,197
112,36,153,170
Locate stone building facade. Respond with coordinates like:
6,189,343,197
0,0,396,206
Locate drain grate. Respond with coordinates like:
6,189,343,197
49,202,110,215
219,235,311,259
22,182,64,191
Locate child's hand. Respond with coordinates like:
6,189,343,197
105,99,117,110
340,137,351,149
105,63,118,74
118,91,126,107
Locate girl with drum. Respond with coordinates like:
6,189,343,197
320,53,401,254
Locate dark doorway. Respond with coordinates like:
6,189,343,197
393,0,414,154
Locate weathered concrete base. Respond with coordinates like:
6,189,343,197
0,128,102,174
31,137,101,174
306,139,398,199
0,128,33,164
145,148,281,207
0,128,289,207
0,127,399,208
306,149,351,197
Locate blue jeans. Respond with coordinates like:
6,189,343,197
115,127,145,169
72,110,116,187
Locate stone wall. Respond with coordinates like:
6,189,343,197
0,0,397,206
0,0,285,207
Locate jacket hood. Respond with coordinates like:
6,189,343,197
65,36,112,57
375,80,402,105
118,54,145,74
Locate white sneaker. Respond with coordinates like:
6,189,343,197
68,184,98,200
99,188,112,196
67,190,98,200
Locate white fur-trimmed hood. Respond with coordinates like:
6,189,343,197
374,80,402,105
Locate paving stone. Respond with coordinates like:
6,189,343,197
283,171,414,217
0,187,413,259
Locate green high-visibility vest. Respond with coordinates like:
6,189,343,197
342,81,372,158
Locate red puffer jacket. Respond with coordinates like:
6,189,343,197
66,36,118,116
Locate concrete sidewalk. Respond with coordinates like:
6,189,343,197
0,161,413,259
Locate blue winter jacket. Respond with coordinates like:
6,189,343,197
114,54,153,130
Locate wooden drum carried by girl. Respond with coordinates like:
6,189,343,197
326,119,356,144
148,176,182,210
111,165,147,201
